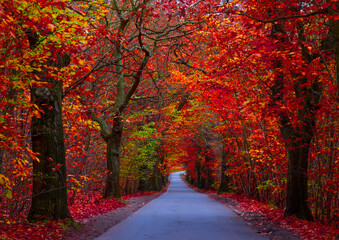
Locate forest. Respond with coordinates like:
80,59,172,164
0,0,338,239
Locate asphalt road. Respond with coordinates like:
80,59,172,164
95,171,266,240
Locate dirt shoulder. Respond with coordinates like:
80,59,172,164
208,193,302,240
61,191,165,240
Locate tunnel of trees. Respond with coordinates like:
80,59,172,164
0,0,338,236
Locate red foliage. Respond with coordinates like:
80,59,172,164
122,191,157,201
185,174,338,240
0,217,65,240
0,190,157,239
68,190,158,220
68,191,126,220
219,192,339,240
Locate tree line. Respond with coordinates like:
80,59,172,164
0,0,338,226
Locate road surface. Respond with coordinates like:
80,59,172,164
95,171,266,240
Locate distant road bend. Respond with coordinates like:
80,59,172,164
95,171,266,240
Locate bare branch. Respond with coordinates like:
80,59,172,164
174,59,207,75
235,11,324,24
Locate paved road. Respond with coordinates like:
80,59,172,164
95,171,266,240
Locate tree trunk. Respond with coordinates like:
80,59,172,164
270,22,319,221
28,81,71,221
194,160,200,187
103,117,122,198
25,27,71,221
274,84,316,221
218,149,231,194
138,165,150,192
280,101,316,221
149,166,162,192
284,136,314,220
198,169,206,189
186,173,194,185
204,154,213,190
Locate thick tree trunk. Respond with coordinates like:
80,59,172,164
282,75,319,221
284,138,314,220
274,86,316,221
26,27,71,221
103,117,122,198
28,81,71,221
270,22,318,221
280,106,315,221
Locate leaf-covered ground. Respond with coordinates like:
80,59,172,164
1,187,338,240
182,173,338,240
62,191,166,240
204,190,339,240
0,191,157,240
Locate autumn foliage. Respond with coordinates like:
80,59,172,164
0,189,157,239
0,0,338,239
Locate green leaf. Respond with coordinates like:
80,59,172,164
6,190,12,199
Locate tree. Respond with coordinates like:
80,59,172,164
167,0,337,221
234,0,334,220
0,0,104,221
26,1,91,221
87,0,204,198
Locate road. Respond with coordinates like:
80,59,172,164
95,171,266,240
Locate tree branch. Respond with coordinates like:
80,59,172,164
235,11,324,24
118,26,151,114
90,111,111,140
